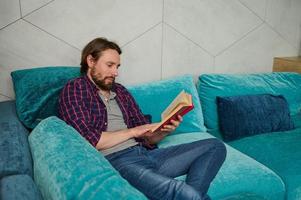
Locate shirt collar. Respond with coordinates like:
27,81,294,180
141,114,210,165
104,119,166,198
98,90,116,101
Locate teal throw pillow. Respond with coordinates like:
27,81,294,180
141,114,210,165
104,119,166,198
11,66,81,129
127,75,206,134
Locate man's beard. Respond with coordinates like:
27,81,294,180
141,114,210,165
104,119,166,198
90,68,115,91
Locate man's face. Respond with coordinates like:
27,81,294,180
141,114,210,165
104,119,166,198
87,49,120,91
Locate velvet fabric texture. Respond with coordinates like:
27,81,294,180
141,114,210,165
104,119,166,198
158,132,285,200
218,194,267,200
29,116,285,200
197,72,301,200
217,94,294,141
11,66,80,129
11,67,205,135
29,116,147,200
229,113,301,200
128,75,206,134
0,174,42,200
0,101,33,177
197,72,301,135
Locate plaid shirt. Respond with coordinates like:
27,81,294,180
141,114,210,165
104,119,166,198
58,75,154,148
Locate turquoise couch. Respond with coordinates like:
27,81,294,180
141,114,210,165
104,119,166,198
0,101,42,200
6,67,300,200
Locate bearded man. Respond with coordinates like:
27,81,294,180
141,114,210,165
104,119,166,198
58,37,226,200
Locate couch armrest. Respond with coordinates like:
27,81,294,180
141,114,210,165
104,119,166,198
0,100,33,177
29,116,147,200
0,174,42,200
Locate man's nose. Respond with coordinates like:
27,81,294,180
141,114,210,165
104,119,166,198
112,68,118,77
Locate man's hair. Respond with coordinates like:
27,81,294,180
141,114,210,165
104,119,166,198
80,37,122,74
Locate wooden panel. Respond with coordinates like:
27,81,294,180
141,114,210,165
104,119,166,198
273,56,301,73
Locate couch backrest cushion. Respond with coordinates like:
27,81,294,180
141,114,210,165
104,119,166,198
29,116,147,200
11,67,206,134
127,75,206,134
0,101,33,178
11,67,80,129
197,72,301,131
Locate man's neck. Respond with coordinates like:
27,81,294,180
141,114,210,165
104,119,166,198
99,89,111,100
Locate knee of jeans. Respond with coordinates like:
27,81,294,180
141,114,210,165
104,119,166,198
173,181,202,200
208,138,227,159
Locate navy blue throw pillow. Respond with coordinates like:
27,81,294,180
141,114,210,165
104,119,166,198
217,94,294,141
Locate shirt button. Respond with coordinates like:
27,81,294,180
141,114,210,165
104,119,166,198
104,122,107,125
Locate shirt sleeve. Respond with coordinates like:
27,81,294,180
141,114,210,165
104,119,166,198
58,81,101,147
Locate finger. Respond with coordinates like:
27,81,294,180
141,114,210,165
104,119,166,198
170,119,180,127
160,128,172,133
144,130,154,136
177,115,183,122
162,125,176,131
144,128,152,133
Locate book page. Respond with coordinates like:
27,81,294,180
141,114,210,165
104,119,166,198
162,94,192,122
151,91,193,133
161,90,190,120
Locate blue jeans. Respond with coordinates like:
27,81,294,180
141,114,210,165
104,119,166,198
105,138,226,200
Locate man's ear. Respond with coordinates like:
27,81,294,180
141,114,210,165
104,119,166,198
87,55,95,68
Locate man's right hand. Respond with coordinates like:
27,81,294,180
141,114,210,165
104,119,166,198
96,124,158,150
129,124,158,138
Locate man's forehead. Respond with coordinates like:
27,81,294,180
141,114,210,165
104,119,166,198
99,50,120,65
100,49,120,59
101,49,120,56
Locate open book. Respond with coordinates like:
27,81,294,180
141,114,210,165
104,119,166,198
151,90,194,133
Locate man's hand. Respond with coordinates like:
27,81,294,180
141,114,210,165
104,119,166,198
146,115,183,144
159,115,183,133
96,116,183,150
129,124,156,138
97,124,156,150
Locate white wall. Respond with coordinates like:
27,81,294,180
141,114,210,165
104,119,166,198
0,0,300,102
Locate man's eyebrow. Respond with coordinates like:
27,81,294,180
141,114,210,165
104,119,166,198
107,61,121,66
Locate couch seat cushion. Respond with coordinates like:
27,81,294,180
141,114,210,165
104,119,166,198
0,174,42,200
29,116,147,200
0,101,33,177
158,132,285,200
218,194,267,200
229,113,301,200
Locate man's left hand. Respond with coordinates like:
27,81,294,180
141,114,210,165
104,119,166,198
159,115,183,133
145,115,183,144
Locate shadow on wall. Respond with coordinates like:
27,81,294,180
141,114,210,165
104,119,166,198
299,41,301,56
299,25,301,56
